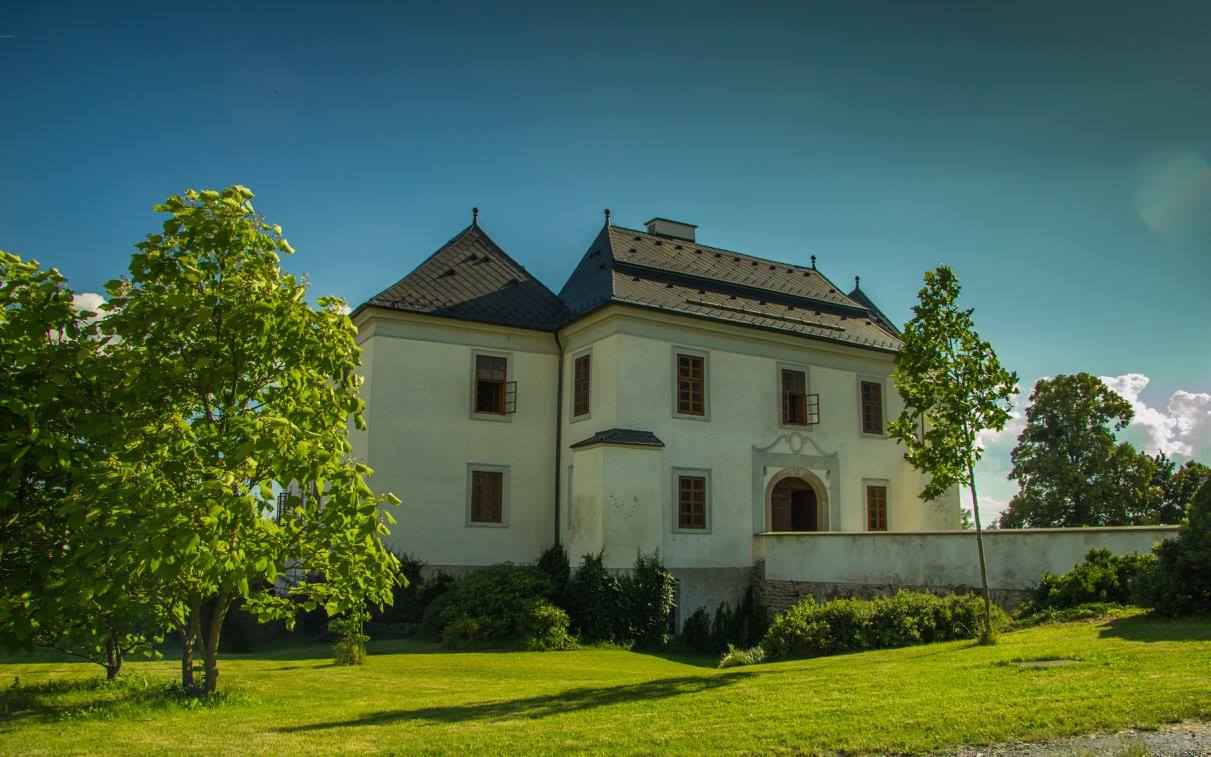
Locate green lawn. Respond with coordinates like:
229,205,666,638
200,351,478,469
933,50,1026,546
1,612,1208,755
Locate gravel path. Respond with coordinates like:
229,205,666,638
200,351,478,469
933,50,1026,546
944,721,1211,756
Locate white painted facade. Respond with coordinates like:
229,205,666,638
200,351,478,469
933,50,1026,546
353,301,958,600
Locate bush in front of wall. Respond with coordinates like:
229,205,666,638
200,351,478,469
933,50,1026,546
620,550,678,649
761,591,1004,661
1150,479,1211,616
678,607,713,653
368,552,456,639
535,542,572,609
1025,549,1155,614
425,563,575,650
567,551,624,643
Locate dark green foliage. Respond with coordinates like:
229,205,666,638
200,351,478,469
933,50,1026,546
620,551,677,648
678,608,712,653
535,542,572,609
329,610,369,665
679,587,771,655
1026,549,1155,612
567,552,623,643
368,552,455,638
217,606,263,653
761,591,1005,661
1151,480,1211,616
424,564,574,650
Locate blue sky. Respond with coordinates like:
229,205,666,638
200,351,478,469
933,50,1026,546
3,1,1209,519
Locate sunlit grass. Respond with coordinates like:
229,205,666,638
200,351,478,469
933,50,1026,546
1,611,1207,755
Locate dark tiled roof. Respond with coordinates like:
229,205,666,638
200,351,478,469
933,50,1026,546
846,280,901,338
569,428,665,449
356,223,567,331
558,225,902,352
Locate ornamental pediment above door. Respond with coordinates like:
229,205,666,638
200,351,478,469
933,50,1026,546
752,430,838,460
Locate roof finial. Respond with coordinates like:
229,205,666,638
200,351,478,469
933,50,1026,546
811,255,817,270
472,207,479,226
604,208,611,226
854,275,860,289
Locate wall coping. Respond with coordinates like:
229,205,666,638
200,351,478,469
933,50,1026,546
756,525,1180,537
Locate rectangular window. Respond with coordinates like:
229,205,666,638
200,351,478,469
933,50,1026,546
470,470,504,524
677,475,707,530
475,355,507,414
860,380,884,435
676,354,705,416
572,354,591,417
866,484,888,531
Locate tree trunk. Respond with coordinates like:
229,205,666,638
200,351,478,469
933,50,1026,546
181,591,203,691
201,593,231,696
104,634,123,681
967,460,995,643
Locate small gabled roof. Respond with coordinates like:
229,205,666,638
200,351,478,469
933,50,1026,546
356,222,567,331
846,278,901,338
559,224,902,352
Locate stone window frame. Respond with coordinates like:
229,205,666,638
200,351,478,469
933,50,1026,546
862,477,892,531
465,463,510,527
671,346,710,421
671,466,712,534
570,347,593,423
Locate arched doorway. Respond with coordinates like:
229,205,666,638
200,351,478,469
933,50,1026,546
770,477,820,532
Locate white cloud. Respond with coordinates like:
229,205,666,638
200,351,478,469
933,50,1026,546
1099,373,1210,460
73,291,105,317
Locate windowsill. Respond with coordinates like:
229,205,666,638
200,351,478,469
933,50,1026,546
466,521,508,528
570,412,591,424
470,411,512,423
673,412,710,422
780,422,816,431
672,527,711,535
859,431,887,439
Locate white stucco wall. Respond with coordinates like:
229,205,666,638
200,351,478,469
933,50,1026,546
758,527,1179,590
557,305,958,573
356,310,558,566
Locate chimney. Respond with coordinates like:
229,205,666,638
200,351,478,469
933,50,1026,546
645,217,697,242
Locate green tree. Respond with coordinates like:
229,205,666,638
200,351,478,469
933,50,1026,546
888,266,1018,642
1161,459,1211,524
998,374,1170,527
0,252,171,679
102,186,399,694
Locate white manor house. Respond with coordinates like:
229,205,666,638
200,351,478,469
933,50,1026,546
349,212,1170,617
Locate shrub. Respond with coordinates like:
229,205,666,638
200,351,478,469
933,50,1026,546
718,643,766,668
329,611,369,665
426,564,574,650
678,608,712,653
536,542,572,607
369,552,456,637
621,551,678,649
1013,602,1131,628
567,552,624,643
761,591,1004,661
1028,549,1155,612
1151,479,1211,616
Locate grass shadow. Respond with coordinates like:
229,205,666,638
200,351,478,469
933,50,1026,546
1098,613,1211,643
277,671,754,732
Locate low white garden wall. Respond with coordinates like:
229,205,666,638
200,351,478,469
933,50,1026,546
754,526,1178,610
